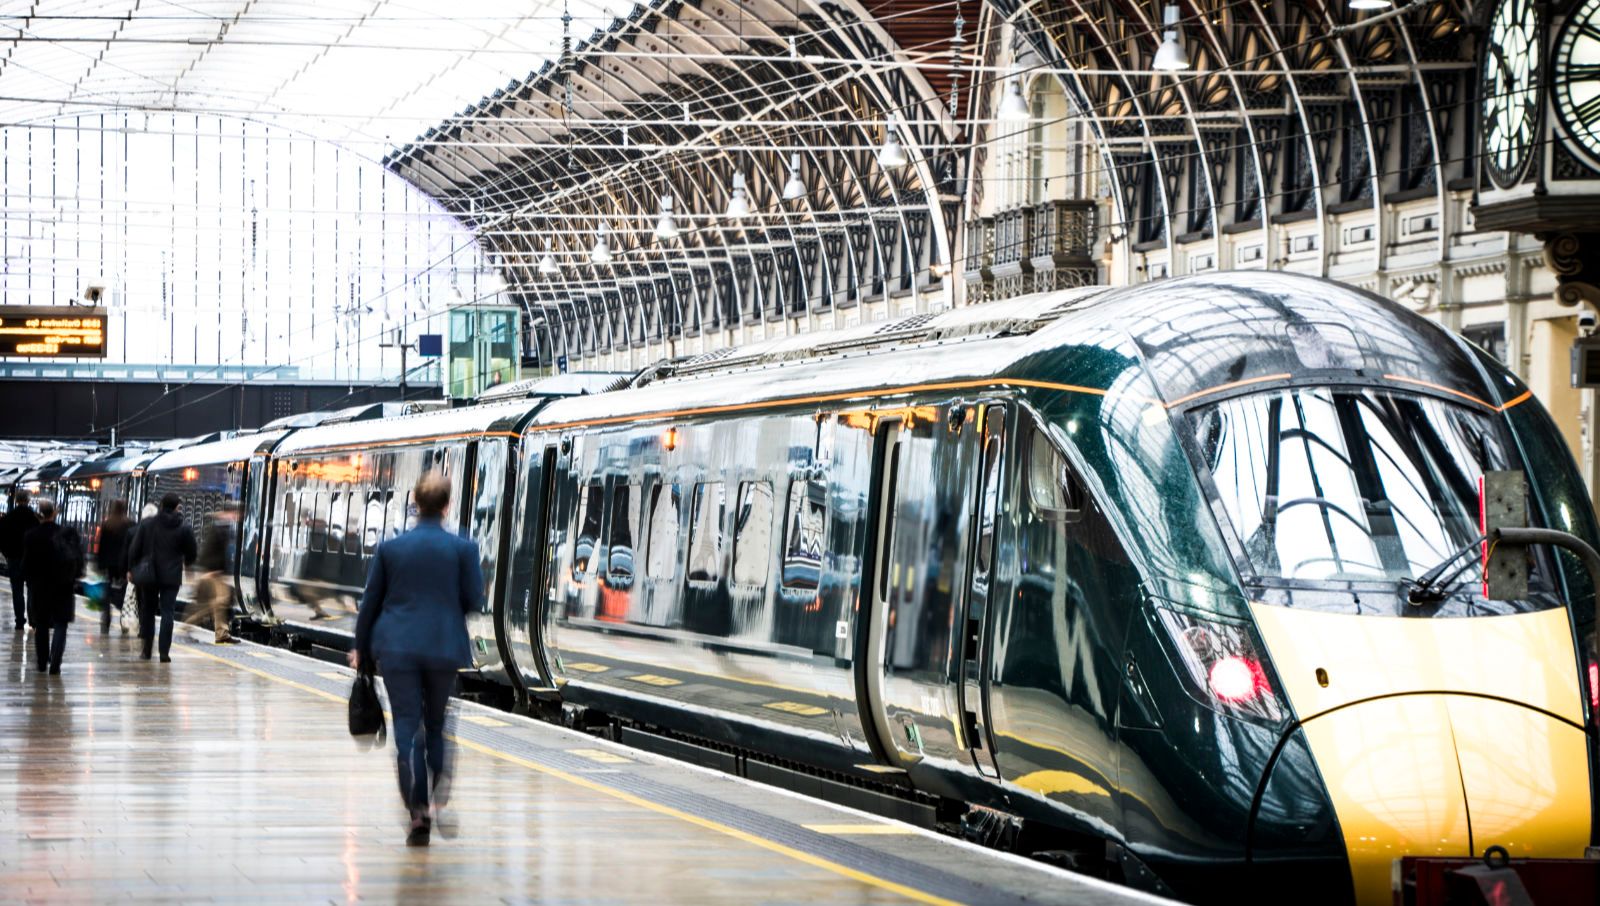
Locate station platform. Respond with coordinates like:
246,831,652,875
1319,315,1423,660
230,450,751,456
0,593,1170,905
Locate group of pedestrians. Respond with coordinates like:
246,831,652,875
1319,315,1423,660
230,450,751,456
0,489,240,672
5,471,477,849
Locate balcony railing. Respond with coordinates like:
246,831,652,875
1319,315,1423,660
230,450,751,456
965,200,1098,301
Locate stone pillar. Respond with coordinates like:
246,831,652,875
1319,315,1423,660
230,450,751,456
1528,316,1584,460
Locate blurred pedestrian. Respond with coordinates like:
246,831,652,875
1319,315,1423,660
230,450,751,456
0,489,39,630
351,471,482,846
188,501,240,644
127,503,158,646
20,499,83,674
95,500,133,635
127,493,196,663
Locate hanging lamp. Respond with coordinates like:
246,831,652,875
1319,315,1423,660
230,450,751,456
1348,0,1391,8
998,74,1030,121
655,195,680,240
538,245,559,276
726,172,751,218
1152,5,1190,72
590,223,612,264
782,153,807,201
877,131,908,168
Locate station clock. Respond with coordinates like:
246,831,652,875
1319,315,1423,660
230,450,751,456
1480,0,1543,189
1554,0,1600,170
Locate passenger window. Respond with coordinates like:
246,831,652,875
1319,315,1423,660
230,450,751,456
1028,425,1086,517
345,492,363,555
363,491,385,555
384,490,403,539
328,490,345,552
608,482,639,580
781,479,826,591
573,481,603,577
731,481,774,588
645,482,681,579
313,490,329,552
687,482,726,583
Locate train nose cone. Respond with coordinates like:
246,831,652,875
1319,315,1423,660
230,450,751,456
1249,604,1593,906
1298,695,1590,905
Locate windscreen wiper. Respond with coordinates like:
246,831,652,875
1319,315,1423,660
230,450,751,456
1404,532,1488,605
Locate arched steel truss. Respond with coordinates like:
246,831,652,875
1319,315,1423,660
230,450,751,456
389,0,1491,366
385,0,975,366
978,0,1480,281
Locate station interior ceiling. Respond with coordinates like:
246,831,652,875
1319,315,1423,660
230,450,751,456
1,0,1598,500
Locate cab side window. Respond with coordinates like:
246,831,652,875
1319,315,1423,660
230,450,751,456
1028,424,1086,519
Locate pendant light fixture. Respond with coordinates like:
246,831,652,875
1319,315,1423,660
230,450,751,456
726,171,751,218
590,222,612,264
538,245,559,276
877,130,908,168
654,195,680,240
998,71,1031,121
1348,0,1391,8
782,153,806,201
1152,5,1189,72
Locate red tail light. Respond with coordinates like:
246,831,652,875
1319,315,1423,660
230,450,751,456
1155,605,1284,722
1209,655,1268,703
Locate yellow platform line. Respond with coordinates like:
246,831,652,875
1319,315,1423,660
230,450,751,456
179,643,959,906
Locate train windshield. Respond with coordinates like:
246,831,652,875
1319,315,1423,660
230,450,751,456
1189,386,1560,615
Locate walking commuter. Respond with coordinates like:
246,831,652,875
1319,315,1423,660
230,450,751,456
187,501,240,644
351,472,483,847
127,503,158,643
20,500,84,674
127,494,197,663
0,490,40,630
95,500,133,634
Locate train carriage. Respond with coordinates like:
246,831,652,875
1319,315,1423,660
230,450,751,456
56,448,160,561
497,272,1598,905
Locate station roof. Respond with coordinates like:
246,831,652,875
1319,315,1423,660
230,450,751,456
0,0,620,150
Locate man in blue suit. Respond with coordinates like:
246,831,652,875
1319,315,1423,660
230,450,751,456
351,471,483,846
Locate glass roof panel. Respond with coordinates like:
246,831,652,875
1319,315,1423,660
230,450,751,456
0,0,625,150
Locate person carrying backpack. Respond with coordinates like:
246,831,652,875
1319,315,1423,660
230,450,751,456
20,499,84,674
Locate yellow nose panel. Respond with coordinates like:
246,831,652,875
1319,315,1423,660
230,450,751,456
1300,697,1471,903
1445,696,1590,861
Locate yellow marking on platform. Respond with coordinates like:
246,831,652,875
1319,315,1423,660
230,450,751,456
565,662,610,673
803,823,918,836
764,701,828,717
181,643,959,905
459,714,511,728
625,673,682,687
569,748,633,765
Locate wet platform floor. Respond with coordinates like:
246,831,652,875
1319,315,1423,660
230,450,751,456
0,592,1168,905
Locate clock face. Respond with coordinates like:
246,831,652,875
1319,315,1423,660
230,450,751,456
1555,0,1600,169
1481,0,1542,188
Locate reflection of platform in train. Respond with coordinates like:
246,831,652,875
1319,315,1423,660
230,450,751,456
0,597,1168,905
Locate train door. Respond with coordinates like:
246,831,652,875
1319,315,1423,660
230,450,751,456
500,443,560,700
237,455,273,619
858,417,906,764
959,404,1006,776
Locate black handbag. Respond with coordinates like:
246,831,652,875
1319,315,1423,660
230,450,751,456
348,669,387,747
130,555,156,587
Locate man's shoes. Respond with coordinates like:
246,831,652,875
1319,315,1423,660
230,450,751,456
48,664,60,675
405,819,431,847
215,637,240,645
159,654,171,663
140,641,152,660
13,623,22,632
35,662,46,673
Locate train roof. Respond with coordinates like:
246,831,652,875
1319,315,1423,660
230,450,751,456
272,398,540,455
524,273,1500,432
145,430,289,472
61,447,161,480
474,371,632,402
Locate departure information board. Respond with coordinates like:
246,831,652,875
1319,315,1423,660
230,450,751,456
0,306,108,358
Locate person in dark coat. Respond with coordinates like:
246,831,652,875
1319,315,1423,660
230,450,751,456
1,489,40,630
126,493,197,663
95,499,133,634
20,499,82,674
352,471,483,847
187,502,239,644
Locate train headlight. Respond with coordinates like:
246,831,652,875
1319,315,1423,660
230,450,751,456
1154,603,1284,723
